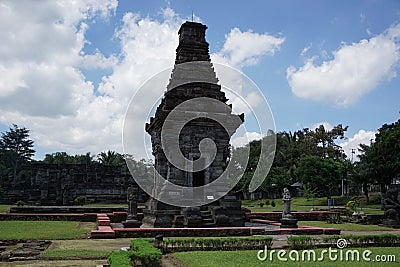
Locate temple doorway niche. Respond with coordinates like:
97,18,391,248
192,156,206,188
192,169,205,187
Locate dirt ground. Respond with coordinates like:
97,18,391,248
48,238,132,251
0,259,108,267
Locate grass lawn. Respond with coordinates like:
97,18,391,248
242,197,383,215
0,221,96,239
0,204,12,213
298,221,395,231
174,247,400,266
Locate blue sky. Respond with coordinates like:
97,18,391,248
0,0,399,160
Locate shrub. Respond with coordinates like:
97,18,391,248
108,251,132,267
265,200,270,206
287,235,318,250
258,202,264,207
346,200,355,211
323,234,400,248
326,213,342,224
16,200,26,206
157,236,273,253
131,239,162,266
271,200,276,207
73,196,86,205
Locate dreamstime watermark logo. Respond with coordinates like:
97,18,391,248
123,61,276,207
257,238,397,263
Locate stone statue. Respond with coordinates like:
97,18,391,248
122,186,141,228
280,187,298,228
382,188,400,228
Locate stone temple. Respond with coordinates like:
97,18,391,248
142,21,245,227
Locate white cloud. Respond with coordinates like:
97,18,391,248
300,44,312,57
212,28,284,68
232,132,263,148
287,23,400,106
0,3,279,160
340,129,376,160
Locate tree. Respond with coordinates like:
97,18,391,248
358,118,400,194
74,152,95,164
288,124,348,161
43,152,75,164
97,151,125,166
0,125,35,183
0,124,35,160
295,155,341,199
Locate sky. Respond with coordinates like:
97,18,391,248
0,0,399,161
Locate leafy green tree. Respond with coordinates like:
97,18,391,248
358,118,400,194
42,152,75,164
0,124,35,160
0,125,35,183
73,152,95,164
288,124,348,161
97,151,125,166
295,155,341,199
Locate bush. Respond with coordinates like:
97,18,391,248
258,202,264,207
264,200,270,206
271,200,276,207
326,213,342,224
73,196,86,205
323,234,400,248
157,236,273,253
108,251,132,267
16,200,26,206
131,239,162,267
287,235,318,250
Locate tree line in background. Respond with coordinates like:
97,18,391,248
0,116,399,202
234,118,400,202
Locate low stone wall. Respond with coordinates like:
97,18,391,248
9,205,127,214
0,211,128,222
113,227,266,238
248,211,339,221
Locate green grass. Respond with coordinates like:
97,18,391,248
0,221,95,239
0,204,12,213
174,247,400,266
41,249,109,259
242,197,383,214
298,221,395,231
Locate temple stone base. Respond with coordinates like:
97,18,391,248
141,197,245,228
280,218,298,228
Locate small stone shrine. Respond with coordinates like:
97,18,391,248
142,21,245,228
280,187,298,228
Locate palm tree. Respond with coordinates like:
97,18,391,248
97,151,124,166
